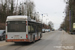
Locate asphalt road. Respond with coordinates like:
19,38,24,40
0,31,75,50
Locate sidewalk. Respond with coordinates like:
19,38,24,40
61,31,75,50
0,41,12,47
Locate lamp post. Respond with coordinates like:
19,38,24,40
65,0,72,32
24,0,29,16
64,0,69,4
46,19,49,29
24,2,27,16
46,19,49,25
41,14,43,29
41,13,48,23
69,10,71,32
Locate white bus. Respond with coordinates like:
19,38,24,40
6,16,42,43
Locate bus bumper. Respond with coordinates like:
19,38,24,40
6,39,30,42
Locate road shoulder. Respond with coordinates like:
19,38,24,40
61,31,75,50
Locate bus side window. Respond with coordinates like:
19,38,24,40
28,26,31,33
31,26,34,33
38,25,42,32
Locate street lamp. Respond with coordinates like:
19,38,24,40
24,2,27,16
65,0,72,32
64,0,69,4
46,19,49,25
41,14,43,24
42,13,48,23
24,0,28,16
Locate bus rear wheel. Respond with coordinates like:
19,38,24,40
14,42,20,44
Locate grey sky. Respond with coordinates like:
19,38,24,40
33,0,66,29
18,0,66,29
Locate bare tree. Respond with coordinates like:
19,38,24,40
23,0,35,19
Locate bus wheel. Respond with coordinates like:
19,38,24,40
33,36,35,43
14,42,20,44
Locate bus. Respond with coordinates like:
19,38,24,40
6,16,42,43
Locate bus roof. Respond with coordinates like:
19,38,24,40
7,16,28,21
6,15,42,24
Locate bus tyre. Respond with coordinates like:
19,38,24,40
14,42,19,44
33,36,35,43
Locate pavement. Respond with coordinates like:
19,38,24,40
61,31,75,50
0,31,75,50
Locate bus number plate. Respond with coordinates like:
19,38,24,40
14,35,19,39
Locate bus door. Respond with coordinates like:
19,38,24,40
28,23,35,41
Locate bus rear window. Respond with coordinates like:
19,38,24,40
7,21,26,32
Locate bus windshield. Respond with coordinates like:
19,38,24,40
7,21,26,32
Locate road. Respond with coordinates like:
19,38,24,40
0,31,75,50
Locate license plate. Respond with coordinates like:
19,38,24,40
14,35,19,39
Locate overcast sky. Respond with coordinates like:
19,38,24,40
33,0,66,29
18,0,66,29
